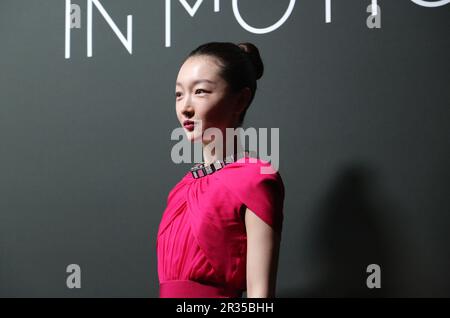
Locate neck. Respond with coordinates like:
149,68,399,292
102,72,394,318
202,133,244,166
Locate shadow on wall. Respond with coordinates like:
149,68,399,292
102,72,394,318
280,163,397,297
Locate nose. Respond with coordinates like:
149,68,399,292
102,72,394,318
180,95,194,118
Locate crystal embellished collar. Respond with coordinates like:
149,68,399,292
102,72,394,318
190,151,256,179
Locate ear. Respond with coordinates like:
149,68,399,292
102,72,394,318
234,87,252,115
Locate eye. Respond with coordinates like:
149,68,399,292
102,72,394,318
195,89,207,94
175,91,182,98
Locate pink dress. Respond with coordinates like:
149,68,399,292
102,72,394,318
156,156,285,298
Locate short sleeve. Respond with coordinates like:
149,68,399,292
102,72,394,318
215,159,285,232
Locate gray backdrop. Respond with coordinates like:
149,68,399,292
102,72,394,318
1,0,449,297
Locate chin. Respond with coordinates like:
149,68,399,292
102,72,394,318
185,130,201,143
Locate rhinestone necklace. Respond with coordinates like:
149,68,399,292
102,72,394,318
190,151,256,179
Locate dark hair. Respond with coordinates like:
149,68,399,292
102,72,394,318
187,42,264,126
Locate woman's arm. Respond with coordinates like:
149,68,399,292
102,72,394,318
245,207,281,298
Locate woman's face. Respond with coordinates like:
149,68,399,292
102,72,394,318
175,55,241,142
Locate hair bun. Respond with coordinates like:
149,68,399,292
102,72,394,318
237,42,264,80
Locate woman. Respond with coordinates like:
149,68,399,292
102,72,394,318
157,42,285,298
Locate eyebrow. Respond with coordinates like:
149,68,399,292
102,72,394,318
176,79,216,87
